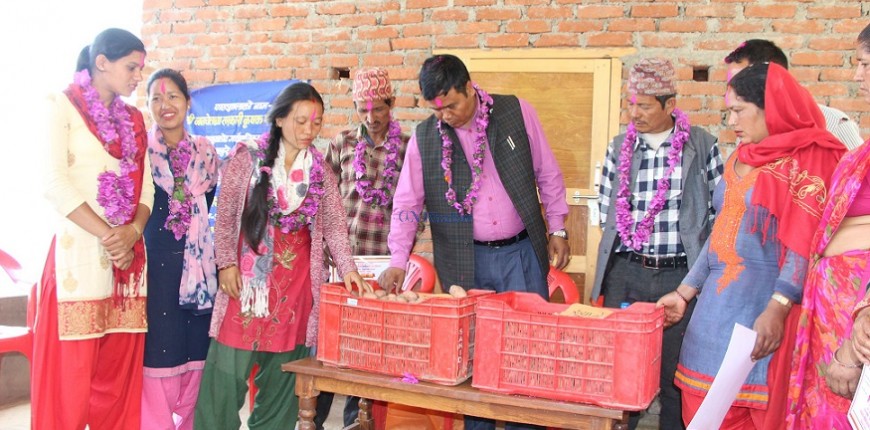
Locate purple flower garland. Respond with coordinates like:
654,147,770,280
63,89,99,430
436,83,493,216
255,134,325,233
615,108,690,251
353,119,402,207
75,70,138,225
165,139,194,240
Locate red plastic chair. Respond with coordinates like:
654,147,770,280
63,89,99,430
0,249,35,362
547,266,580,304
399,254,436,293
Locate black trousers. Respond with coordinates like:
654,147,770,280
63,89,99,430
602,255,694,430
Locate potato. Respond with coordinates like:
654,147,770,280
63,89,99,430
361,292,379,300
386,293,398,301
400,290,419,301
448,285,467,298
373,289,388,298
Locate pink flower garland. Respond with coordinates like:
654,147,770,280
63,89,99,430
353,119,402,207
436,83,492,215
74,70,138,225
165,139,194,240
255,134,325,233
615,108,690,251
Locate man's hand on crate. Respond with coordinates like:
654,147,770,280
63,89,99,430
378,267,406,293
344,271,373,295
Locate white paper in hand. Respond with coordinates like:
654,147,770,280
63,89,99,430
849,364,870,430
687,323,758,430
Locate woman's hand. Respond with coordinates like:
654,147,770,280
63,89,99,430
751,300,790,361
852,307,870,364
101,224,140,258
343,271,371,295
219,265,242,300
655,285,695,328
826,339,862,399
113,250,134,271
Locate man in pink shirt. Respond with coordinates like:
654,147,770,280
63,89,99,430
379,54,569,430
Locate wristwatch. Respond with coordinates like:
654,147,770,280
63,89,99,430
550,229,568,240
771,292,792,308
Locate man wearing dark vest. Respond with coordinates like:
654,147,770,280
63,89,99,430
380,54,569,430
590,58,723,430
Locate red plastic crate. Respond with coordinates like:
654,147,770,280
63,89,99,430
317,283,493,385
472,292,663,411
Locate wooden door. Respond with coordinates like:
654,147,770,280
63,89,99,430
442,49,632,303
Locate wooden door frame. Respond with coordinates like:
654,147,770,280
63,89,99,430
436,48,635,303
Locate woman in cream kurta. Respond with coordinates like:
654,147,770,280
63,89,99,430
32,28,154,430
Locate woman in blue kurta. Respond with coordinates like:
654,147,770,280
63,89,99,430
657,63,844,429
143,69,219,430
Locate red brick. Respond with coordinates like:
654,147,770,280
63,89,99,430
295,68,331,80
744,4,796,18
315,30,352,42
631,4,678,18
357,1,401,13
170,46,201,59
326,41,365,54
587,32,632,47
159,9,193,21
255,70,292,81
558,21,605,33
608,18,656,32
406,0,449,8
809,38,858,51
791,52,847,67
486,34,529,48
676,97,703,111
174,0,204,6
527,6,574,19
697,39,739,50
392,36,431,50
405,24,448,37
290,17,327,30
210,21,247,34
141,23,172,38
677,82,721,95
143,0,171,9
172,21,207,34
837,98,870,113
772,21,825,34
805,83,850,97
336,14,378,27
194,8,231,20
660,19,707,33
577,5,624,19
250,18,287,32
291,44,326,55
210,0,243,5
476,7,522,20
435,34,480,48
234,57,272,69
455,0,497,5
183,70,215,85
685,4,738,17
718,21,764,33
787,68,820,82
394,95,417,108
357,27,399,39
533,33,580,47
807,5,862,19
235,6,268,19
230,32,270,44
158,35,191,48
431,9,470,21
394,111,430,122
271,4,309,17
774,36,805,50
247,44,284,56
381,11,424,25
689,113,724,126
216,70,254,82
821,69,858,82
316,2,356,15
209,45,245,58
276,57,311,68
321,55,358,68
834,19,870,34
641,34,684,48
456,22,500,34
505,0,549,4
273,32,311,44
506,20,552,34
364,54,405,66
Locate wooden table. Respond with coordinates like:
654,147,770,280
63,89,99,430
282,357,629,430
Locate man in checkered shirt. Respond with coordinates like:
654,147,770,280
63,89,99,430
591,58,724,430
320,68,411,428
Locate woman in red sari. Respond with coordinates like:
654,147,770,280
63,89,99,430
788,23,870,429
34,28,152,430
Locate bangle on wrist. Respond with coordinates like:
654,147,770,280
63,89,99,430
832,348,862,369
771,292,792,309
130,223,141,238
219,263,237,270
674,289,691,304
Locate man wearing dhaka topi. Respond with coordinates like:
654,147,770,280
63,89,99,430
591,58,724,430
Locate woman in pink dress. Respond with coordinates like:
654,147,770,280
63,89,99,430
787,23,870,429
193,82,368,430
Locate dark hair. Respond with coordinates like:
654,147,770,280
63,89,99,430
724,39,789,69
654,94,676,109
241,82,324,251
418,54,471,100
859,23,870,52
728,63,768,110
146,69,190,101
76,45,90,72
87,28,146,73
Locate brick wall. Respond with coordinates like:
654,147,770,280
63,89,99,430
141,0,870,145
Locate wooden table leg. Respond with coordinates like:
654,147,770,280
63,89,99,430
295,373,319,430
613,412,630,430
357,398,374,430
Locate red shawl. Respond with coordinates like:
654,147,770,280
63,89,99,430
736,63,844,261
64,84,148,302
